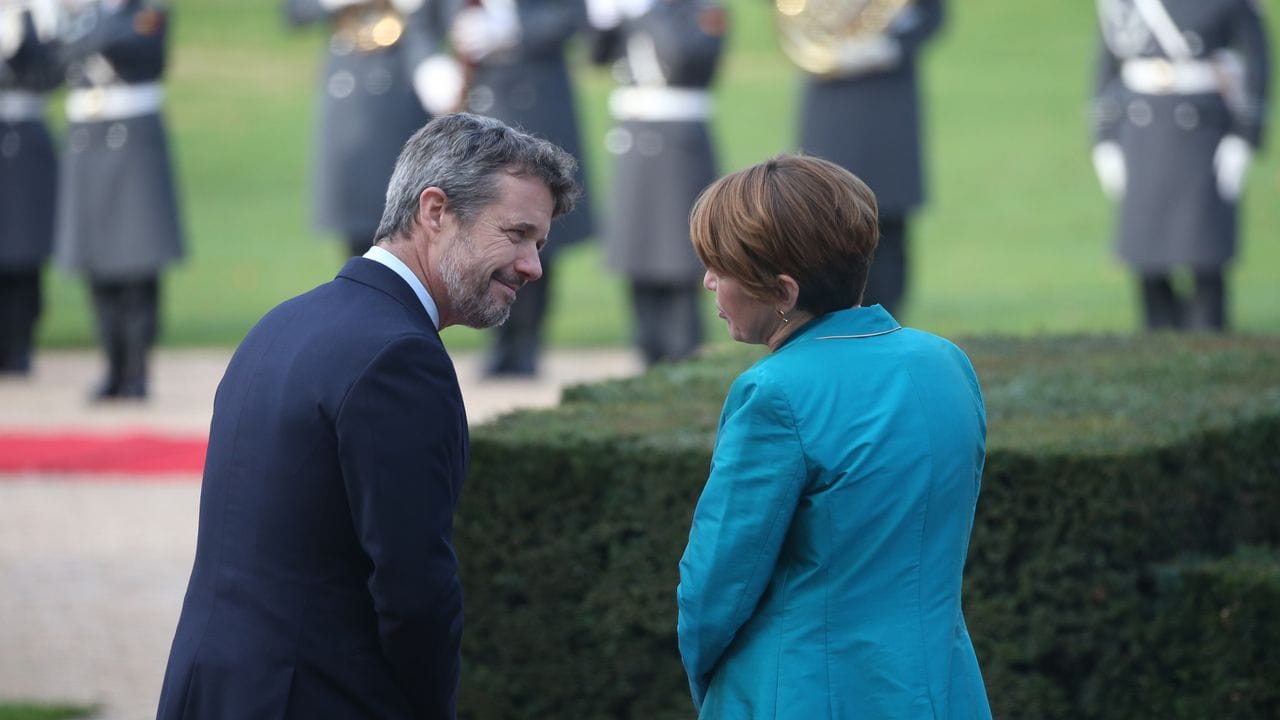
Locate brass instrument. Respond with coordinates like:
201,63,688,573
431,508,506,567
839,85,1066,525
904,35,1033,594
774,0,911,76
334,0,404,53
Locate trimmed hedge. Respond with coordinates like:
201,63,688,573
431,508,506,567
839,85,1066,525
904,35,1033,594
454,335,1280,719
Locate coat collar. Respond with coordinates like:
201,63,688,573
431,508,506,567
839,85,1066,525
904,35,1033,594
777,304,903,351
336,257,439,334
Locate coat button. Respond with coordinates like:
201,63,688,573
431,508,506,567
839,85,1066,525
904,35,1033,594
1174,102,1199,130
1127,99,1153,127
106,122,129,149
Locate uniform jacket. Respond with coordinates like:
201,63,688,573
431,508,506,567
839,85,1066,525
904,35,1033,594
54,0,184,280
589,0,725,282
1092,0,1270,271
0,4,60,270
285,0,443,238
463,0,593,254
797,0,944,216
158,258,469,719
677,305,991,719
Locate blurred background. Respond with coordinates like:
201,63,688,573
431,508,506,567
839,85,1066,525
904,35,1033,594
29,0,1280,354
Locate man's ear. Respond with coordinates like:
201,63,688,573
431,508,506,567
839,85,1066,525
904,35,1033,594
776,274,800,313
416,186,449,233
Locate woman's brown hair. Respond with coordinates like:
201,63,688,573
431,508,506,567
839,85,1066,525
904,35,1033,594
690,154,879,315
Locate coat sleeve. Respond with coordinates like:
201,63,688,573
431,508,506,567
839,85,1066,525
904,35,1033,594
676,367,807,710
62,2,167,80
1089,36,1124,144
1228,0,1271,148
336,335,467,720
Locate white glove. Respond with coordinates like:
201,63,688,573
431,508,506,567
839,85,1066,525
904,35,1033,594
585,0,622,30
413,53,465,115
1213,134,1252,202
835,35,901,77
0,9,22,60
1091,141,1126,201
451,4,519,62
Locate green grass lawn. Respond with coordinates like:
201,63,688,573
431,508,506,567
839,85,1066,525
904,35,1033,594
36,0,1280,351
0,704,92,720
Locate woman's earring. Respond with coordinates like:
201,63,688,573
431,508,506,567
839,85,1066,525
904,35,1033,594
776,308,789,325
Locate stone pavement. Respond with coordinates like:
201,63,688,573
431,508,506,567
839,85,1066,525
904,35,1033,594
0,346,644,720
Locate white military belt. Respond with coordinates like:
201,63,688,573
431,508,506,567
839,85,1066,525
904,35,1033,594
0,91,47,122
66,82,164,122
609,86,712,122
1121,59,1220,95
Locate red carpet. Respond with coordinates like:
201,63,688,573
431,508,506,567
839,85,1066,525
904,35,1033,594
0,431,206,476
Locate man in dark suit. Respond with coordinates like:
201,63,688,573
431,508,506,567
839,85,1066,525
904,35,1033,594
156,113,579,719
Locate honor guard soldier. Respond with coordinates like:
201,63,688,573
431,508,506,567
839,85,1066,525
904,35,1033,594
285,0,453,258
587,0,726,366
445,0,595,377
54,0,184,400
1091,0,1270,331
0,0,60,375
781,0,943,317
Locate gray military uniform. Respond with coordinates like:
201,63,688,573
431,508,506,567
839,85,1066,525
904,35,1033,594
796,0,944,315
286,0,443,253
461,0,594,376
591,0,726,365
55,0,184,280
0,4,60,373
54,0,184,399
1093,0,1269,271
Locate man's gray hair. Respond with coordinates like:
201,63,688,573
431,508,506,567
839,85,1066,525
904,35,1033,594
375,113,580,242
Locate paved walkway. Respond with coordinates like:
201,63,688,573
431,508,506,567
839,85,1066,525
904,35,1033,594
0,347,644,719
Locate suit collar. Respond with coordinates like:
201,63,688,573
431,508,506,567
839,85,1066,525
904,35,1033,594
337,258,439,332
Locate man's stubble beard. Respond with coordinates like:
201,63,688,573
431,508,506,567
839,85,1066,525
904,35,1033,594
439,231,513,329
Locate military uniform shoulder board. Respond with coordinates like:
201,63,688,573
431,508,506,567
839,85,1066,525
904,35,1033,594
133,4,165,35
697,1,727,36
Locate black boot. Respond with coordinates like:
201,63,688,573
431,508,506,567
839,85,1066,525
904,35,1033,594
1139,274,1185,331
1186,270,1227,332
89,280,125,400
115,278,158,399
0,270,40,375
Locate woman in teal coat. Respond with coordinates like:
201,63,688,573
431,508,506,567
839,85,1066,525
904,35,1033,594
677,155,992,719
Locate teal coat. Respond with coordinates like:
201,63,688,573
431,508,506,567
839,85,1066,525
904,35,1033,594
677,305,992,719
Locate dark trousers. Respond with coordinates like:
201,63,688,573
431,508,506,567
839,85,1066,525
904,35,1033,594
89,276,159,398
630,279,702,367
0,269,41,374
486,262,553,376
864,215,907,316
1139,270,1226,331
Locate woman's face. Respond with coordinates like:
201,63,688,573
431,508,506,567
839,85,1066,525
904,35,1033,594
704,268,780,346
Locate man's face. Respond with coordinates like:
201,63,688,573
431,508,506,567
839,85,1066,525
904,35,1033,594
438,174,552,329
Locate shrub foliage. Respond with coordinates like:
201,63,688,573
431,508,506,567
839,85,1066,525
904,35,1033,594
455,335,1280,719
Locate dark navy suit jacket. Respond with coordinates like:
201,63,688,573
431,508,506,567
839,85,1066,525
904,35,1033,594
157,258,468,719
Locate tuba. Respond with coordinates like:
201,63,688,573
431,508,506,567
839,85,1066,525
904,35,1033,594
333,0,404,53
774,0,911,76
